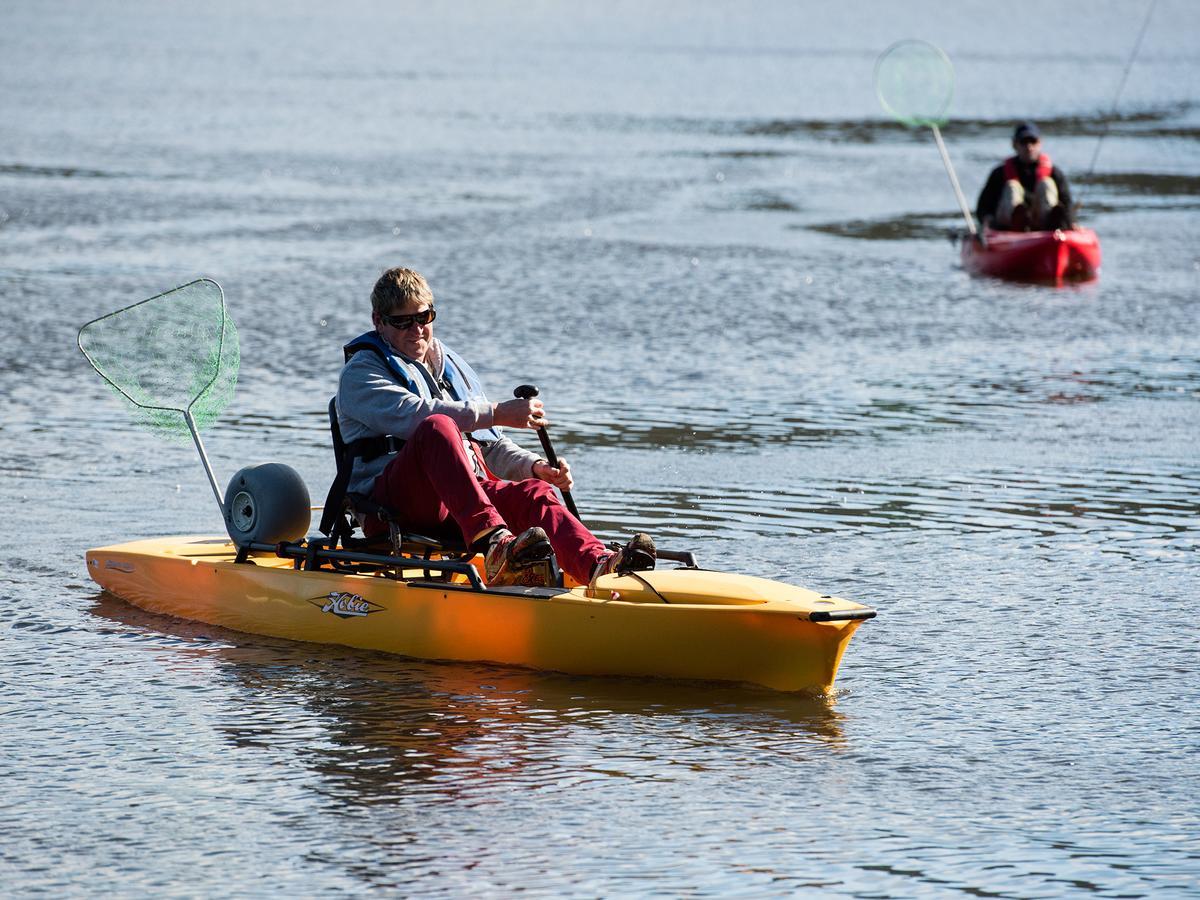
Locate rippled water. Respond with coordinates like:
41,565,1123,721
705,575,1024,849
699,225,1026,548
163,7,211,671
2,0,1199,895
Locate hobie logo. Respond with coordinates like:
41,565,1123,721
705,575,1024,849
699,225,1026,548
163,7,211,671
310,591,382,619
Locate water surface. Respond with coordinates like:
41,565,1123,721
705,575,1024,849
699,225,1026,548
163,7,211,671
2,0,1198,895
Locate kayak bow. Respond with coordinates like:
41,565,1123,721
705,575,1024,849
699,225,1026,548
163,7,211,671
962,226,1101,284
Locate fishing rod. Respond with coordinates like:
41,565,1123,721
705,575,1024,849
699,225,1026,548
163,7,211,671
1078,0,1158,209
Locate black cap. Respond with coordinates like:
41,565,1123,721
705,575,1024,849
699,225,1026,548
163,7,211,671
1013,121,1041,141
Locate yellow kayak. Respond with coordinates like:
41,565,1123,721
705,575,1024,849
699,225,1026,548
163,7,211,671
86,536,875,693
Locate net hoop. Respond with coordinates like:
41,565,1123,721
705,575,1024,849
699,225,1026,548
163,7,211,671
874,39,955,128
77,278,239,438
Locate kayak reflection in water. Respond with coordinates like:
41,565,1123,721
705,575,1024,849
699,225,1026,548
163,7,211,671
975,121,1075,231
335,266,656,590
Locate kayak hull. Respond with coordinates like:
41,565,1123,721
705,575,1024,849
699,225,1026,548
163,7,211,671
962,227,1101,284
86,537,875,693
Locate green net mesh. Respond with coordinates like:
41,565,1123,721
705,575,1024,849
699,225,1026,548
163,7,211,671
875,39,955,127
77,279,239,440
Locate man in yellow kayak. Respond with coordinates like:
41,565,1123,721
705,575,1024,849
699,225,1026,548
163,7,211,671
975,121,1075,231
336,266,655,589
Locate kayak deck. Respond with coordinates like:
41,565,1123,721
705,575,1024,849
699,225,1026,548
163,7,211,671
86,536,876,693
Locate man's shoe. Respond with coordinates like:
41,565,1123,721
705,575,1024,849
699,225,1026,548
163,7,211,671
588,533,656,594
484,527,553,587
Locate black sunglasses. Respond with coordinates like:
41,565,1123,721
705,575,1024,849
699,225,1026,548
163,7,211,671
380,308,436,329
1018,136,1040,145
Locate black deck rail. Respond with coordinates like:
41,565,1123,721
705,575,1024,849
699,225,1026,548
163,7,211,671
237,539,486,590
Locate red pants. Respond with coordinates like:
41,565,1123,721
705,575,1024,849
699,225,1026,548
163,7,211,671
370,415,607,584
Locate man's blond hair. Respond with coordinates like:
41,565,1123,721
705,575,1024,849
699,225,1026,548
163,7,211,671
371,267,434,316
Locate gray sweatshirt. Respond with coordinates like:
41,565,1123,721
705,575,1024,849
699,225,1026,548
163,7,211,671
336,336,540,497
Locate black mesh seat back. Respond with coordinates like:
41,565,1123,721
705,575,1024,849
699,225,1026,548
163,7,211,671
319,397,468,554
318,397,355,538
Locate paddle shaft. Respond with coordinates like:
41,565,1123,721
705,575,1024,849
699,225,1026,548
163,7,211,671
513,385,581,520
930,124,977,237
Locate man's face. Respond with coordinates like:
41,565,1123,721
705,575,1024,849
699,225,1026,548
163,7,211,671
1014,135,1042,164
373,294,435,363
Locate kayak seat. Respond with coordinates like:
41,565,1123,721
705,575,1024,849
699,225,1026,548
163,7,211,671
319,398,470,561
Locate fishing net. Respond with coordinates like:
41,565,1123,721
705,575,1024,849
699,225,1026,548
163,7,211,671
77,279,239,440
875,39,955,127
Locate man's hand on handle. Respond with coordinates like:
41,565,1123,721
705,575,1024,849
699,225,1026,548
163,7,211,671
493,397,547,430
532,458,573,491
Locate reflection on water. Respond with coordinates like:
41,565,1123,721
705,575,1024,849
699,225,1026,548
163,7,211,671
0,162,118,179
808,213,958,241
587,469,1200,556
561,360,1200,452
808,171,1200,242
710,188,803,214
1080,170,1200,196
90,594,846,811
572,103,1199,144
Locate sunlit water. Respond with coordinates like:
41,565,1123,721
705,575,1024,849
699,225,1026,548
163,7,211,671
2,1,1198,895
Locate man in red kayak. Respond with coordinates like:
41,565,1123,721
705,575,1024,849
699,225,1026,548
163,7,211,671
976,122,1075,231
336,266,655,589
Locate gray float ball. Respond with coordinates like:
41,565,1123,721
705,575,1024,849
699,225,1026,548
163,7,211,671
223,462,311,546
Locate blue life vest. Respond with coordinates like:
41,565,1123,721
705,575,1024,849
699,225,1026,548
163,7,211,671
343,331,501,444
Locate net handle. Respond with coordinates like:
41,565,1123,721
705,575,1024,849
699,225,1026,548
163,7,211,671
185,410,227,515
931,125,977,237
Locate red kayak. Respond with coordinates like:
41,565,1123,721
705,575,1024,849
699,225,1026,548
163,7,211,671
961,227,1101,284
